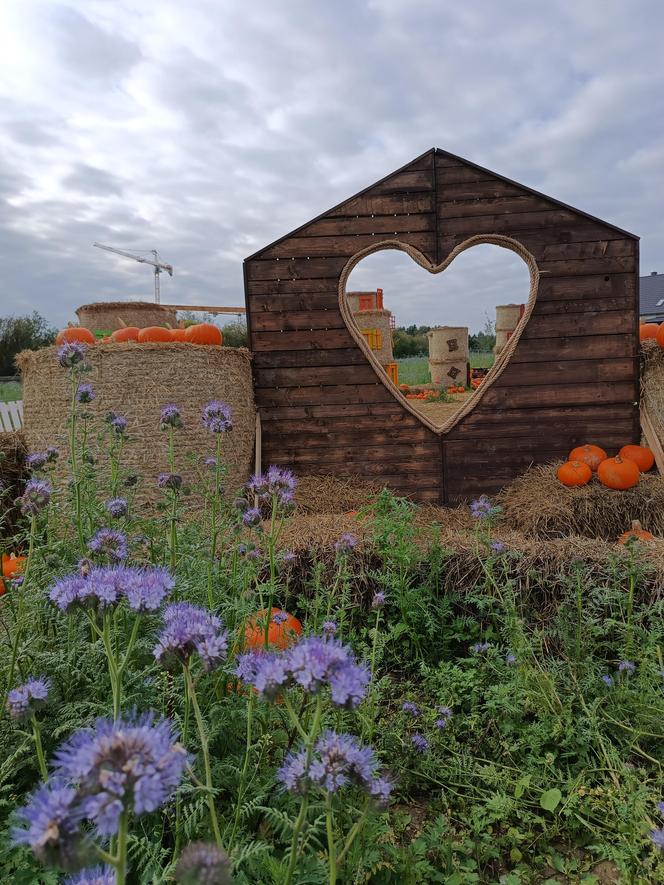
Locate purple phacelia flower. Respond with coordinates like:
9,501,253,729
88,528,128,562
470,641,491,654
7,677,51,720
282,550,296,563
204,456,218,469
272,610,289,625
334,533,357,554
76,383,95,404
105,412,127,436
277,729,392,806
657,801,664,816
52,713,188,837
201,400,233,434
618,660,636,673
157,472,182,491
105,497,128,519
154,603,229,672
63,866,115,885
246,466,297,510
411,733,429,753
49,565,172,613
490,541,506,554
371,591,386,609
401,701,420,717
26,447,59,471
651,828,664,852
235,650,288,699
435,705,453,729
11,778,81,867
16,478,52,516
175,840,232,884
242,507,262,528
506,652,517,666
122,567,174,612
470,495,501,520
160,403,182,430
601,674,614,687
322,620,337,635
247,548,262,561
57,342,87,368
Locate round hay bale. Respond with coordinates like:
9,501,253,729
642,340,664,446
76,301,178,333
16,344,255,505
427,326,469,360
354,309,394,363
498,461,664,541
0,430,27,540
428,358,468,386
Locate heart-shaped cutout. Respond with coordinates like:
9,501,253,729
339,234,539,435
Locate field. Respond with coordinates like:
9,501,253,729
0,381,21,402
1,349,663,884
397,353,493,386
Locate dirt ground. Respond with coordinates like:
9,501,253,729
407,389,475,424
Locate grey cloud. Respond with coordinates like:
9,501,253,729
62,164,124,197
48,5,142,79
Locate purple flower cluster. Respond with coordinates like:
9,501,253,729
12,778,81,866
470,495,501,520
601,674,614,687
652,802,664,853
57,342,87,368
411,733,429,753
201,400,233,434
618,659,636,673
334,533,357,554
51,713,188,836
235,635,369,708
401,701,420,717
157,472,183,491
371,591,386,609
160,403,183,430
242,507,262,528
26,447,59,471
322,620,337,635
7,677,51,720
490,541,506,554
175,841,232,885
16,478,52,516
154,603,229,672
278,730,393,806
470,641,492,654
105,412,127,436
49,566,174,613
105,497,128,519
246,465,296,510
64,867,115,885
281,550,296,564
435,705,453,729
75,383,95,404
88,528,128,561
506,652,517,666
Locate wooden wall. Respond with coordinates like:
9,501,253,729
244,149,639,504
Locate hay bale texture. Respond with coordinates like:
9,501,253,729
642,340,664,447
76,301,178,332
498,462,664,541
17,344,255,504
0,431,27,540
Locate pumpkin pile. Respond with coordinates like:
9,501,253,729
640,321,664,347
557,443,655,490
446,385,466,395
55,322,223,346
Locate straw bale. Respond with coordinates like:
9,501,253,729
76,301,177,332
642,340,664,447
0,431,27,540
16,344,255,505
294,474,388,514
498,462,664,541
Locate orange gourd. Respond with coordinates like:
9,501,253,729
640,323,659,342
137,326,173,343
170,328,188,342
657,324,664,349
568,444,607,472
597,455,640,490
111,326,140,343
56,326,96,346
619,444,655,473
618,520,655,545
184,323,222,345
244,608,302,650
556,460,592,487
1,553,26,593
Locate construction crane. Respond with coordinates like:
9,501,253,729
93,243,173,303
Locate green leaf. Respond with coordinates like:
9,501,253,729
539,788,562,812
514,775,531,799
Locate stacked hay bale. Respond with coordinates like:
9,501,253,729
76,301,178,334
0,430,27,540
494,304,524,356
641,341,664,469
427,326,469,387
17,344,255,506
346,290,397,382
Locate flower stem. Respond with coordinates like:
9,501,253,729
325,792,337,885
183,664,224,850
115,809,129,885
30,714,48,780
284,696,322,885
23,516,36,585
228,692,254,851
102,612,121,719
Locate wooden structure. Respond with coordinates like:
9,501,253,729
244,148,639,503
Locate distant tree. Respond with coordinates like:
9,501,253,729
220,321,248,348
392,327,429,357
469,314,496,352
0,312,57,375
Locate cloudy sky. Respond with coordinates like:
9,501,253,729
0,0,662,331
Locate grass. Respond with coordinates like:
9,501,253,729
0,382,22,403
396,352,493,385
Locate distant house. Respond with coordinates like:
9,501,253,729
641,271,664,322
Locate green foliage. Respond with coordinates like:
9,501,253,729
221,320,249,348
0,312,56,375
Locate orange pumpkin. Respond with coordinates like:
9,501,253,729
597,455,640,490
137,326,173,343
640,323,660,342
657,324,664,349
244,608,302,650
618,519,655,545
2,553,26,578
55,326,96,346
619,444,655,473
557,460,592,487
170,328,188,342
568,444,607,472
184,323,222,346
111,326,140,343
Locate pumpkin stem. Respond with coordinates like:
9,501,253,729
117,317,127,328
